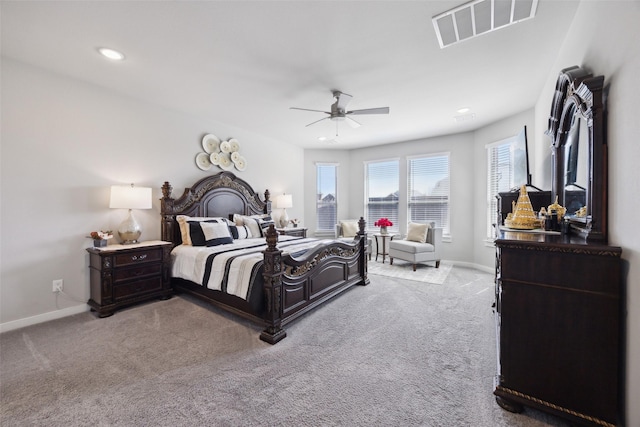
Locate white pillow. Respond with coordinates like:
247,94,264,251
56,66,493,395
238,215,262,238
406,222,430,243
199,222,234,247
340,221,359,238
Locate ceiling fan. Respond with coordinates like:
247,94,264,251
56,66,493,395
290,90,390,129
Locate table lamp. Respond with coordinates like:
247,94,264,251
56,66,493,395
109,184,152,244
275,194,293,228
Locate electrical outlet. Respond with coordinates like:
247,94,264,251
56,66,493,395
52,279,63,293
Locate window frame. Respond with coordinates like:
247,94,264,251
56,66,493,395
364,158,400,233
486,136,519,239
407,152,451,237
315,162,339,235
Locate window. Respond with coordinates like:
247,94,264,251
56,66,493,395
365,159,399,232
408,154,450,235
486,139,517,238
316,163,338,232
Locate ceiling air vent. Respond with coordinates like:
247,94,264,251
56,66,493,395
432,0,538,49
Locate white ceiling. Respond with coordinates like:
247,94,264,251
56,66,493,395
1,0,580,149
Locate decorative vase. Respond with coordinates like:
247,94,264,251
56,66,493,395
380,226,388,235
93,239,107,248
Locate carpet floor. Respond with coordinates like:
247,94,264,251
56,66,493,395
0,266,568,426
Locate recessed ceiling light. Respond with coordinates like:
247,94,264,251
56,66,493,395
457,107,470,114
97,47,125,61
318,136,328,141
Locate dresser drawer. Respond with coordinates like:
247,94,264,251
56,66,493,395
113,277,163,301
113,263,162,283
113,248,162,267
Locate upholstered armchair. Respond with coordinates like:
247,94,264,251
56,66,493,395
389,222,442,271
335,219,372,260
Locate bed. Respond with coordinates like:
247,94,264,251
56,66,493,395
160,171,369,344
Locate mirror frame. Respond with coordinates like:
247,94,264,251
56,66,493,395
546,66,607,242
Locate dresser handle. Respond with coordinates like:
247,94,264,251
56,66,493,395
131,254,147,261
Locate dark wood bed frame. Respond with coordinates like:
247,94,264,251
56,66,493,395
160,171,369,344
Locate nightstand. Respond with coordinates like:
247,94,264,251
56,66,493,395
87,240,172,317
276,227,307,238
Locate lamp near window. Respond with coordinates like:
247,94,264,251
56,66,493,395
109,184,152,244
275,194,293,228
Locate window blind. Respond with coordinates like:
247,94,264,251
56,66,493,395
408,154,450,235
316,164,338,232
365,160,399,232
487,142,514,237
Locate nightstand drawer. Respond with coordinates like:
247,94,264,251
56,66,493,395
113,263,162,283
113,277,163,301
113,248,162,267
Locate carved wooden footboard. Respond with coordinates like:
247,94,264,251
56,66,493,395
261,219,369,343
160,171,368,344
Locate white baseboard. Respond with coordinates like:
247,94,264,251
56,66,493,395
0,304,90,334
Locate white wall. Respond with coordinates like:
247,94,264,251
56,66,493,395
531,2,640,425
0,59,304,329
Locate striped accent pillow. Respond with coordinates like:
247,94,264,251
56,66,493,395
187,220,233,246
177,215,229,245
255,216,275,237
228,224,252,239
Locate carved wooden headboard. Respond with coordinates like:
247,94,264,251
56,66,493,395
160,171,271,245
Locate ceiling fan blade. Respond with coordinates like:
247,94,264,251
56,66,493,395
305,116,330,127
334,91,353,111
290,107,330,114
348,107,390,115
345,116,361,128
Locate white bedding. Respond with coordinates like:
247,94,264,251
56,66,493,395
171,236,331,300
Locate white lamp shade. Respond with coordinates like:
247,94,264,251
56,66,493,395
109,185,152,210
275,194,293,209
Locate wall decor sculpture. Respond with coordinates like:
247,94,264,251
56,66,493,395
195,134,247,172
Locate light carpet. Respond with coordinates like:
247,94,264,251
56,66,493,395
0,266,565,427
368,259,452,284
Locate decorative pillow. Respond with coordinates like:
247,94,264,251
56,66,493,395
232,213,244,226
228,224,252,239
340,221,359,238
256,216,275,237
240,217,262,238
187,218,233,246
406,222,430,243
177,215,228,245
198,221,234,247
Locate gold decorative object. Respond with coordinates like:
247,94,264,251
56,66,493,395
504,185,542,230
547,196,566,219
575,206,587,217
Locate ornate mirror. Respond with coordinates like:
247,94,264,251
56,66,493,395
546,66,607,242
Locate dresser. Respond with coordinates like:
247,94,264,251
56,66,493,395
494,230,622,426
87,240,172,317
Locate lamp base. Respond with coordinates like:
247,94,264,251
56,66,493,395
118,209,142,244
279,209,289,228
